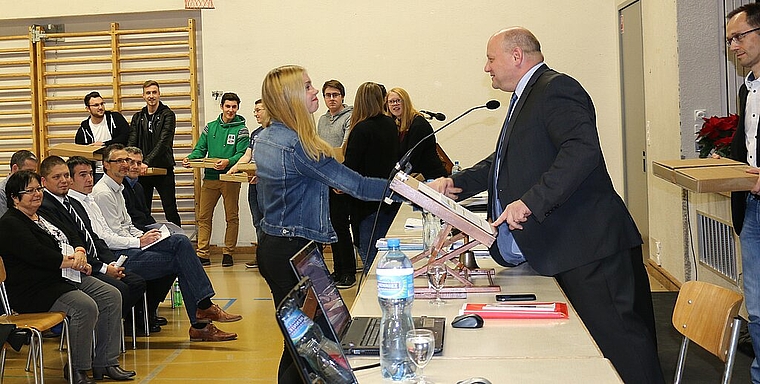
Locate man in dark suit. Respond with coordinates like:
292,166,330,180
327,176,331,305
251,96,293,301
430,27,664,383
727,4,760,382
37,155,151,331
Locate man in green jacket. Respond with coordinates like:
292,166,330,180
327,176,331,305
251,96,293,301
183,93,249,267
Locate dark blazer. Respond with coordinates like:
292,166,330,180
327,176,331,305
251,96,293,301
452,65,641,276
730,84,752,234
38,190,116,272
122,179,156,231
399,115,448,180
0,207,84,313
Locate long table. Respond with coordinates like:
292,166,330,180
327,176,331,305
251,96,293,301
348,204,622,383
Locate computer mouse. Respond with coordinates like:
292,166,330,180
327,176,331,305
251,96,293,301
451,313,484,328
457,377,492,384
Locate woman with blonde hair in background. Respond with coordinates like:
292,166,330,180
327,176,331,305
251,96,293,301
254,65,391,382
344,82,400,270
387,87,448,179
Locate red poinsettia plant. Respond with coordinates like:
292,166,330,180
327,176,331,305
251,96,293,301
696,114,739,158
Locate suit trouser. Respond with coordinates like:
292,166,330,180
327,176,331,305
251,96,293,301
138,170,181,227
49,276,122,371
554,246,665,384
196,179,240,258
93,271,146,318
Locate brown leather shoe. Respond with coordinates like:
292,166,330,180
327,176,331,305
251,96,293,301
189,323,237,341
196,304,242,323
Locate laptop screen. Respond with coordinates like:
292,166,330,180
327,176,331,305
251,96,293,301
275,277,357,384
289,242,352,339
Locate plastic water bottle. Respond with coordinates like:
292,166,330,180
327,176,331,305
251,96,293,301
281,301,354,383
377,238,415,381
172,279,183,307
451,160,462,174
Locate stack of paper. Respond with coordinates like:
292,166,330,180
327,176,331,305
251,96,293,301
461,302,569,319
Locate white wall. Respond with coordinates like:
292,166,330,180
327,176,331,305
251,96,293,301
2,0,626,248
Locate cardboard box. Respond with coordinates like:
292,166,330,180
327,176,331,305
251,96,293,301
49,143,104,160
236,163,257,174
674,165,757,193
144,167,167,176
186,158,223,168
652,158,743,184
220,173,249,183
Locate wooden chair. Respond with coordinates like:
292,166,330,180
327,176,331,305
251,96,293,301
0,257,72,384
672,280,744,384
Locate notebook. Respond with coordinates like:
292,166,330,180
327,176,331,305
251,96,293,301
289,241,446,355
275,277,358,384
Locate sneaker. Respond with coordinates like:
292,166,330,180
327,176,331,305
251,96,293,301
245,260,258,268
335,274,357,289
196,303,243,323
222,254,234,267
189,323,237,342
199,257,211,266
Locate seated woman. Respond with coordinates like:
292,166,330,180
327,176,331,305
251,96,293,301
386,87,448,179
344,82,401,269
0,170,134,384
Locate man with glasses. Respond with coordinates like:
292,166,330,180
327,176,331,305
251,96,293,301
728,4,760,382
76,91,130,183
0,149,38,217
82,144,242,341
316,80,357,289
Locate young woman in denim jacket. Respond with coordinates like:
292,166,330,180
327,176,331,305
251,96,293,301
254,65,390,382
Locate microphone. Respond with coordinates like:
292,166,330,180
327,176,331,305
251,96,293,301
384,100,501,203
420,110,446,121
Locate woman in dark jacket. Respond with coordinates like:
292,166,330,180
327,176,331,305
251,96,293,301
0,170,133,384
386,87,448,179
343,82,401,268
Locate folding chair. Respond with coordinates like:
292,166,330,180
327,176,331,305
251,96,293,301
0,257,72,384
672,280,744,384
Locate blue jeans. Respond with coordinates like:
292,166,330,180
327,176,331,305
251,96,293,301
741,195,760,383
120,234,215,324
248,183,263,242
356,203,401,270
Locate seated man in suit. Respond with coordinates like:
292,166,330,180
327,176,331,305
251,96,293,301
37,155,149,331
67,151,242,342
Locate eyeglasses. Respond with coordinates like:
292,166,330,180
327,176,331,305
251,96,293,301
88,102,106,108
727,27,760,46
388,99,403,105
254,108,266,113
106,158,131,164
18,186,44,195
324,92,342,99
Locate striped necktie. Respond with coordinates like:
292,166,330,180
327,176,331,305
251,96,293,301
63,197,97,259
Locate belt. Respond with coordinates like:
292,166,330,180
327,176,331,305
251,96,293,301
750,193,760,201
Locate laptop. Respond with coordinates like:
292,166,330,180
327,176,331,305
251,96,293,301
275,277,359,384
289,241,446,356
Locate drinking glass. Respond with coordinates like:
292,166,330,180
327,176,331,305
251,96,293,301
406,329,435,383
427,264,447,305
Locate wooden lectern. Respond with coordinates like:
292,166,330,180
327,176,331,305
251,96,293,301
389,171,501,296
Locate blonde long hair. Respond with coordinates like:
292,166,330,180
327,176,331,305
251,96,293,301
262,65,332,160
387,87,422,134
349,82,385,131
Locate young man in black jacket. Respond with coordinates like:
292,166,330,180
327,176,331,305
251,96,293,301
127,80,181,226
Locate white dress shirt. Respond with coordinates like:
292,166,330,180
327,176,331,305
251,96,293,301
91,174,143,239
745,72,760,167
68,188,140,250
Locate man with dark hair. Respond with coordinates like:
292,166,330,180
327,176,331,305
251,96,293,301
727,4,760,382
430,27,663,383
37,155,149,331
317,80,357,288
182,92,249,267
0,149,38,217
76,91,130,183
128,80,181,227
73,144,242,342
